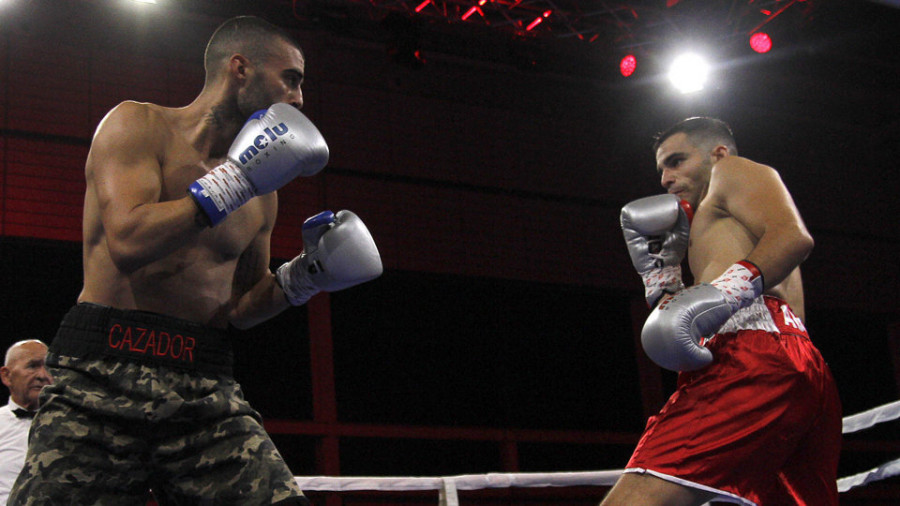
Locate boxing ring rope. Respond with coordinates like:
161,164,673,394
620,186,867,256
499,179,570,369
837,399,900,493
293,400,900,504
842,399,900,434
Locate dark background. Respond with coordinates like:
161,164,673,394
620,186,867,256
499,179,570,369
1,0,898,503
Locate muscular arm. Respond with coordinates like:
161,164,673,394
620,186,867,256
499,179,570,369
708,157,814,288
88,102,206,273
227,193,292,329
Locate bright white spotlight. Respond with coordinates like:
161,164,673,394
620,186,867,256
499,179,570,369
668,52,709,94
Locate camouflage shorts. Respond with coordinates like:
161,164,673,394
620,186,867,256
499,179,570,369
9,305,307,506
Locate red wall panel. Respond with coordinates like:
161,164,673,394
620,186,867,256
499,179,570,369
7,38,92,139
3,137,87,240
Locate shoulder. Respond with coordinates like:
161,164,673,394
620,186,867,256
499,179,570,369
88,102,174,167
709,156,784,193
711,155,777,179
92,101,174,145
97,101,165,127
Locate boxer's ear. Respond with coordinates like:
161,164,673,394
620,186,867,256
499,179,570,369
227,54,251,82
710,144,730,161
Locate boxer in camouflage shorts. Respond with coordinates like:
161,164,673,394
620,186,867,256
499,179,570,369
10,14,381,505
12,303,306,505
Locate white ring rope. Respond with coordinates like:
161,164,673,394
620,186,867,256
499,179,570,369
296,471,624,492
842,399,900,434
294,400,900,499
837,456,900,493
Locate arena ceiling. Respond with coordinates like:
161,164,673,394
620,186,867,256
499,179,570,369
166,0,898,85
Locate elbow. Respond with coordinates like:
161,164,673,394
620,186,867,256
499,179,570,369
228,275,289,330
106,238,148,274
796,229,814,263
109,254,143,275
229,313,270,331
229,317,255,331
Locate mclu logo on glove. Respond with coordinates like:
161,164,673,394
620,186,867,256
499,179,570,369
237,122,294,166
189,104,329,226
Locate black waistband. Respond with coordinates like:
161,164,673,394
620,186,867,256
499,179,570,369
50,303,234,375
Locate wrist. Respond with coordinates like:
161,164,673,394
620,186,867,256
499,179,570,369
189,198,213,228
187,161,256,226
710,260,764,311
642,265,685,307
276,257,320,306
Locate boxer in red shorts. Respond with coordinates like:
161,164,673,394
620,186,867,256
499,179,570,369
607,117,841,505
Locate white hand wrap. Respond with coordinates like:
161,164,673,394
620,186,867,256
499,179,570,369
641,265,686,304
710,260,765,312
192,161,256,216
277,255,321,307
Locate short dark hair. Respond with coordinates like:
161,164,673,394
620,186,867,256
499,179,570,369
653,117,738,156
204,16,303,85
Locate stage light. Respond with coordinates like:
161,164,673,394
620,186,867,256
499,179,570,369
668,52,709,94
526,10,552,31
462,0,488,20
619,55,637,77
415,0,430,12
749,32,772,53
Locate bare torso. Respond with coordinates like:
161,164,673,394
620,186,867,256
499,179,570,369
79,102,275,328
688,171,806,321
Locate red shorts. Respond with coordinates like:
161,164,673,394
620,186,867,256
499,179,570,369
626,296,842,506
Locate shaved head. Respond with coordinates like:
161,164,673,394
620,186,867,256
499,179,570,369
203,16,303,87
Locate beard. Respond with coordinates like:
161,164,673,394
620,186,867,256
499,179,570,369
236,74,274,120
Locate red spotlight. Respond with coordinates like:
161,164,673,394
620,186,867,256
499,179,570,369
461,0,490,19
526,10,551,31
749,32,772,53
619,54,637,77
462,5,480,20
415,0,430,12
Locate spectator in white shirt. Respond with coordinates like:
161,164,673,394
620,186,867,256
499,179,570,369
0,340,52,505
